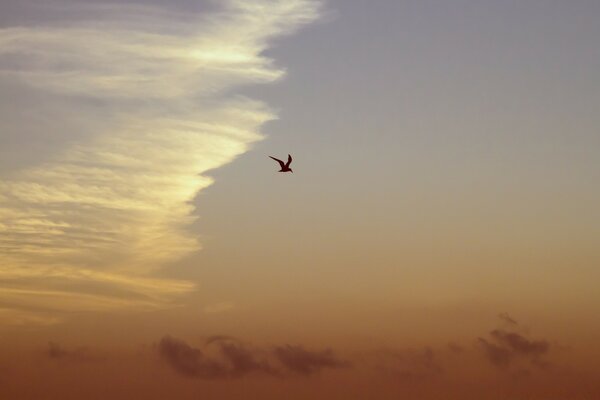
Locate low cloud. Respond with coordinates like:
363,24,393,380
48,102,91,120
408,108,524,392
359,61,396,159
478,338,513,369
478,327,551,370
158,335,348,379
158,336,228,379
490,329,549,358
218,341,278,377
273,345,349,375
45,342,99,362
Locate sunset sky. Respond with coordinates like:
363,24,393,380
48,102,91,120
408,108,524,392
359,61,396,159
1,0,599,398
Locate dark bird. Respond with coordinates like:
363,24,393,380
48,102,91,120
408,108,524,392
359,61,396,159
269,154,293,173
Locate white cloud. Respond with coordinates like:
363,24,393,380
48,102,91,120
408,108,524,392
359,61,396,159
0,0,321,325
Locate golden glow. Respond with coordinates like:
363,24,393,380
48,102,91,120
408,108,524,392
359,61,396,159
0,0,321,324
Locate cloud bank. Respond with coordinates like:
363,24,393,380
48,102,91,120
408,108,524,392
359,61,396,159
0,0,321,324
158,335,348,379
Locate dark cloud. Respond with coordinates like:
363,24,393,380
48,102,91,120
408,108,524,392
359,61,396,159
158,336,347,379
490,330,549,358
158,336,228,379
478,338,513,368
273,345,349,375
45,342,98,362
478,327,550,370
498,312,518,325
218,341,278,377
204,335,278,377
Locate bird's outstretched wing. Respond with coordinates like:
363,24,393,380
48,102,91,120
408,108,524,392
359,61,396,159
286,154,292,167
269,156,286,169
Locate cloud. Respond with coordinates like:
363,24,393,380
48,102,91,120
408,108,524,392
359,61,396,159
489,329,549,358
498,312,518,325
478,328,550,370
216,340,278,377
159,335,277,379
158,336,229,379
158,335,347,379
45,342,100,362
0,0,321,323
478,338,513,369
273,345,350,375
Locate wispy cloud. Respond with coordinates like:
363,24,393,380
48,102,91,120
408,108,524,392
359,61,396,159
0,0,321,324
498,312,518,325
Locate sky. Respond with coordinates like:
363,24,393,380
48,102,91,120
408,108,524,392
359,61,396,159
0,0,599,398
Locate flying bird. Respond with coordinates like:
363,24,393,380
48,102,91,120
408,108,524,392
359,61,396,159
269,154,293,173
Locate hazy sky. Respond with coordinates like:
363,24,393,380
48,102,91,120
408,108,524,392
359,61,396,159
1,1,599,398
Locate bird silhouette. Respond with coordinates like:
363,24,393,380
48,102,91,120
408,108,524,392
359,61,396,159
269,154,293,173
